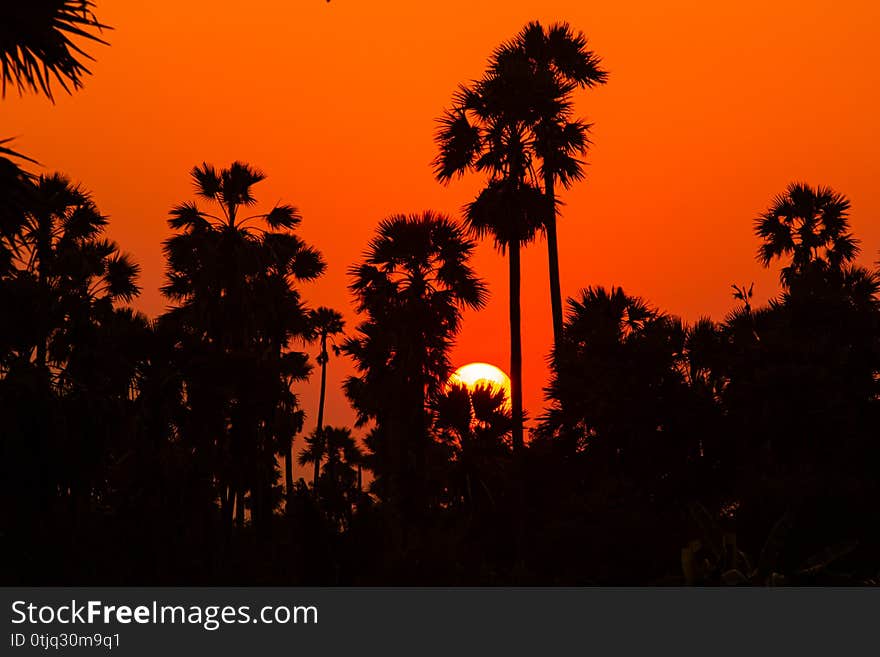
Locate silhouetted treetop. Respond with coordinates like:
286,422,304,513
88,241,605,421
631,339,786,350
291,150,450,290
8,172,140,303
495,21,608,89
350,211,488,315
756,182,859,285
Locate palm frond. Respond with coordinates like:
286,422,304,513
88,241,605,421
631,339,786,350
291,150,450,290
0,1,110,101
263,203,302,229
168,202,211,231
104,251,141,301
190,163,222,201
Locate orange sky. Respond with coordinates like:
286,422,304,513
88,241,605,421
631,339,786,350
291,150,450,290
3,0,879,435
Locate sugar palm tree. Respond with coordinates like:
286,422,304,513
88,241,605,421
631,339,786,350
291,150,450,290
342,211,487,510
0,1,108,101
433,382,512,511
1,173,139,370
489,21,608,346
434,71,549,451
162,161,324,529
298,425,363,528
744,187,878,466
540,286,690,475
0,173,140,520
304,306,345,492
755,182,858,287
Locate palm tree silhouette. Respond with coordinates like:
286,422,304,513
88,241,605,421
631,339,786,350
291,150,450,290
434,70,550,451
298,425,363,528
162,161,324,529
1,173,139,370
433,382,512,512
490,21,608,346
304,306,345,494
540,286,690,474
342,211,486,512
0,1,108,101
0,172,141,527
755,182,858,287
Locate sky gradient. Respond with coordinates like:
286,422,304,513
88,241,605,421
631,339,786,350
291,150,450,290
3,0,879,433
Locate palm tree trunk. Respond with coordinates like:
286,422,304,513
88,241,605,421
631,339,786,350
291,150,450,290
284,442,294,512
509,239,524,451
36,218,50,369
544,172,564,348
314,335,328,491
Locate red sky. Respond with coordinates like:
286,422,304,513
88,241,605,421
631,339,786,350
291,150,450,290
3,0,879,436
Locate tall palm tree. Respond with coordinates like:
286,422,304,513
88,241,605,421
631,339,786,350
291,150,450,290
745,186,877,465
490,21,608,346
434,69,550,451
0,1,108,101
304,306,345,492
755,182,859,287
162,161,324,530
342,211,487,511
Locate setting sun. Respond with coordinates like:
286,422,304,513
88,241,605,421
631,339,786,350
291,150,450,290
449,362,512,404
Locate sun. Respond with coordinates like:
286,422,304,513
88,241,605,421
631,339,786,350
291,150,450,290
448,362,511,405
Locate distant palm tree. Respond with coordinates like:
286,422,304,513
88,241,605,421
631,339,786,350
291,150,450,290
342,211,487,509
0,1,109,100
298,425,363,528
433,382,512,511
304,306,345,493
755,183,859,286
434,72,549,451
490,21,608,346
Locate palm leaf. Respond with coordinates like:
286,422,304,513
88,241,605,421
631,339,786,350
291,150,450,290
0,1,109,101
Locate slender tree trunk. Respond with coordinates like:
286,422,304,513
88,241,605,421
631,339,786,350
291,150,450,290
509,239,528,580
285,442,294,512
314,335,328,492
544,172,564,349
36,219,50,369
509,239,524,451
